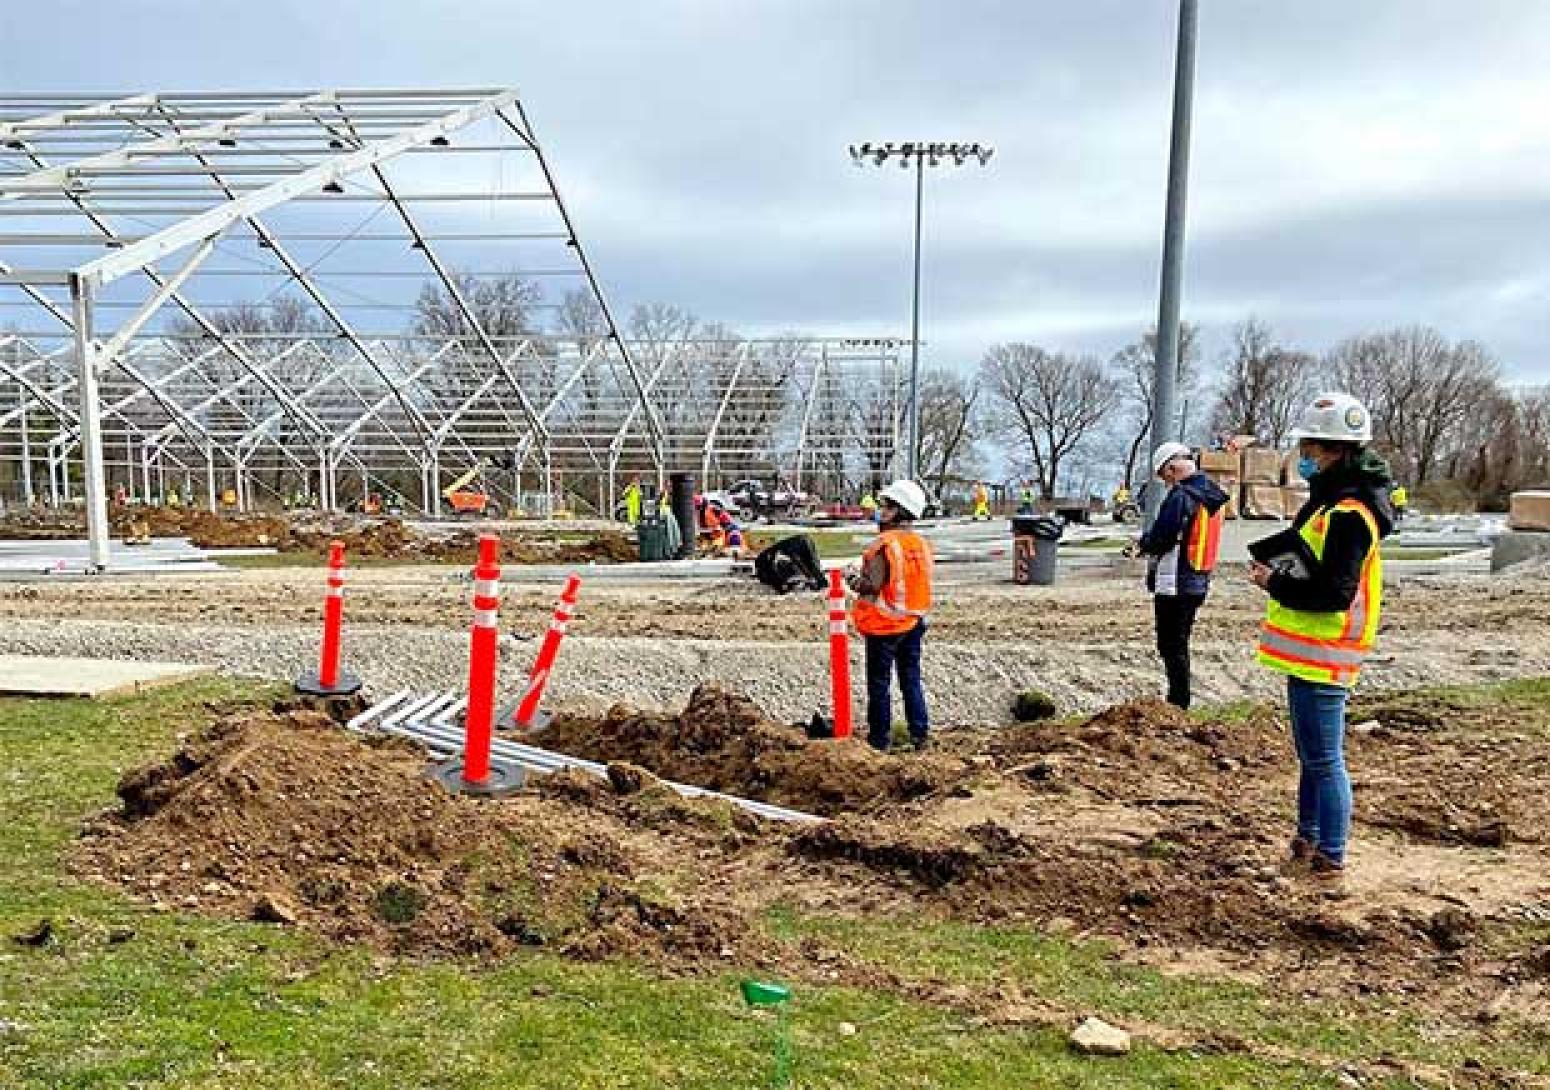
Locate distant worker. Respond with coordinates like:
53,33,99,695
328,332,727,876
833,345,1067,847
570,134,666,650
1131,442,1228,710
1390,483,1408,522
859,490,878,524
166,486,182,509
971,481,990,521
1248,393,1394,889
1018,484,1035,515
847,479,934,752
623,476,643,525
1113,484,1132,508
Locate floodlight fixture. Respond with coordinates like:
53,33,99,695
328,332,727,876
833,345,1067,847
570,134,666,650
844,137,994,479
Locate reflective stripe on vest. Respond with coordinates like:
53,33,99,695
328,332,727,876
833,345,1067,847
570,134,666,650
1186,506,1223,573
1256,499,1383,687
852,529,934,636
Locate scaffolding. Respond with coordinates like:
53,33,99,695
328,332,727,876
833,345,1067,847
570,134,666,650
0,90,902,569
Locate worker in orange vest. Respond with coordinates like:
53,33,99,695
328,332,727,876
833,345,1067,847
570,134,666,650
846,479,934,752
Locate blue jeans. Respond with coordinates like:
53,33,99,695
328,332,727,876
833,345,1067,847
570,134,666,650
1287,677,1352,864
864,621,928,750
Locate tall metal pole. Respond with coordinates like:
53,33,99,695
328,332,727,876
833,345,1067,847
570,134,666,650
1147,0,1199,525
70,274,112,571
907,154,925,482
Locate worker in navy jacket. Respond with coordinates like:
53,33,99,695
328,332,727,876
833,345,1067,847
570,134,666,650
1133,443,1229,708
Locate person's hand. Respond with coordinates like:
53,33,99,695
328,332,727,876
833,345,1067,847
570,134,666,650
1248,561,1273,589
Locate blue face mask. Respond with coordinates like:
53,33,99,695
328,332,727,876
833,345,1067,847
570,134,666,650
1297,456,1319,482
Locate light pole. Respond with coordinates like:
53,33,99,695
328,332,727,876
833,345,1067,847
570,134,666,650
849,141,993,482
1146,0,1199,527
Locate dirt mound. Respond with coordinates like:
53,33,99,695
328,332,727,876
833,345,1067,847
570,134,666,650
75,705,770,965
536,684,965,814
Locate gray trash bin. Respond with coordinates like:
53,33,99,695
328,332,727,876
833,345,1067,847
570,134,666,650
1011,515,1063,586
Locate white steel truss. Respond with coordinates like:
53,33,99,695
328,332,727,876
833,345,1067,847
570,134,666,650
0,90,901,567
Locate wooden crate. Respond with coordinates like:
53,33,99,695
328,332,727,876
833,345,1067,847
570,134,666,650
1509,491,1550,532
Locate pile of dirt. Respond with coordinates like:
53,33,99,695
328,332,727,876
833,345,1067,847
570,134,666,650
75,703,771,965
0,507,88,540
537,684,966,814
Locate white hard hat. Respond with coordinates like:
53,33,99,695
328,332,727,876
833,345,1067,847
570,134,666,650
1151,441,1193,477
1292,392,1373,442
879,479,928,519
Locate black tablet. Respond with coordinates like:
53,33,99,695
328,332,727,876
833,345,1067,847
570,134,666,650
1248,528,1316,580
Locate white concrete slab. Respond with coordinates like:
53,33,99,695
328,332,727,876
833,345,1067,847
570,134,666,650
0,655,214,698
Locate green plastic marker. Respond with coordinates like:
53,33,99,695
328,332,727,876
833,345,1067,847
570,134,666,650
740,980,793,1089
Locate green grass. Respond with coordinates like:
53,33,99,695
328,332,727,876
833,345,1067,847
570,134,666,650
747,529,869,559
4,680,1547,1087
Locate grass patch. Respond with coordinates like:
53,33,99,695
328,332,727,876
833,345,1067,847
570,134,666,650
3,679,1546,1086
746,529,869,559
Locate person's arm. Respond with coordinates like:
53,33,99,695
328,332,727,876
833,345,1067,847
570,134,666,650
851,547,890,598
1137,491,1188,555
1266,511,1375,611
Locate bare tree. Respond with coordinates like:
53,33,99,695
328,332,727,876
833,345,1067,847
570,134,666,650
979,343,1120,499
167,295,334,493
1111,322,1200,488
916,368,983,500
413,271,549,420
1209,318,1317,446
1324,327,1501,485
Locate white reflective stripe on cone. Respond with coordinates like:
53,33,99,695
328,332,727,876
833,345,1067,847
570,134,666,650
473,578,500,598
549,621,568,634
828,621,848,636
326,586,345,599
473,608,499,628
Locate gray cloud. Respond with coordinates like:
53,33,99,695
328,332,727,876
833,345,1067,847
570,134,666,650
2,0,1546,381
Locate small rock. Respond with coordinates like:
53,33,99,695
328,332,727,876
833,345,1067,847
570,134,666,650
837,1021,858,1037
1070,1016,1131,1056
0,1018,29,1038
1214,757,1240,772
106,926,135,944
251,893,300,925
1336,1070,1363,1089
1351,720,1381,735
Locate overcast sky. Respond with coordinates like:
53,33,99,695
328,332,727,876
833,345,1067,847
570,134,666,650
5,0,1548,381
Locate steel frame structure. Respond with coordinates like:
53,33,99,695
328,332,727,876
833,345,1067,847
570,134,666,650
0,90,901,569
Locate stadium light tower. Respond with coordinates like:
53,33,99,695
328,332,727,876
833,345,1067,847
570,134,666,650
848,141,993,482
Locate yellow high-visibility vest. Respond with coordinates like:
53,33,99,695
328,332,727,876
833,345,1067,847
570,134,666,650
1257,499,1382,688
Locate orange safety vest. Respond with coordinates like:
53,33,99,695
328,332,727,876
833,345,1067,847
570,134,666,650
1256,499,1383,688
1185,505,1223,572
851,528,934,637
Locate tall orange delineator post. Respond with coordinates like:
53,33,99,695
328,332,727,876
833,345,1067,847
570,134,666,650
827,569,853,739
506,574,582,732
295,540,362,697
433,534,523,796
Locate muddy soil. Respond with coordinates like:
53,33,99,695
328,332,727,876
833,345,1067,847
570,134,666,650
81,685,1550,1050
0,507,638,563
537,685,964,814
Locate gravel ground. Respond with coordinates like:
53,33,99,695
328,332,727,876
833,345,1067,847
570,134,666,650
4,618,1548,726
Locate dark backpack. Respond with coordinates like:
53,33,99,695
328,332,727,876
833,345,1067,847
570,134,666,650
754,534,827,593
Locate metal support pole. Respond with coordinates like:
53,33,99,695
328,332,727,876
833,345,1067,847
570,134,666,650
18,389,33,505
69,275,111,571
1147,0,1199,527
205,449,216,512
907,154,924,483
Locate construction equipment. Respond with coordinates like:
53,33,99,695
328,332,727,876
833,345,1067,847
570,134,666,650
442,460,500,518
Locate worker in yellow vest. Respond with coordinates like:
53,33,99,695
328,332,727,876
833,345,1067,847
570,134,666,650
1134,442,1228,709
1249,393,1394,889
1390,483,1408,522
971,481,990,520
847,479,934,752
623,476,643,525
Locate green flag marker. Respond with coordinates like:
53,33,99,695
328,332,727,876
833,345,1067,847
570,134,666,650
740,980,794,1088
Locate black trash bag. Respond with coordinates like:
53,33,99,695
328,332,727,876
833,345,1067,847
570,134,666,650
755,534,827,593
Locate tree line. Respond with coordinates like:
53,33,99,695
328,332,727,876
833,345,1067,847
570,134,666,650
918,317,1548,511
